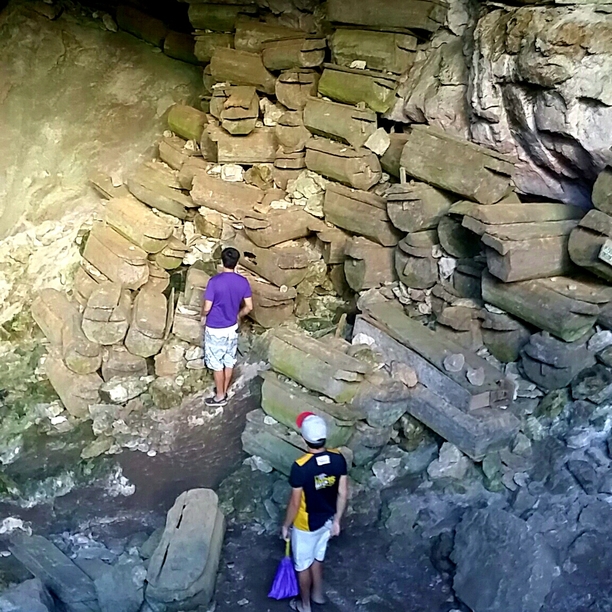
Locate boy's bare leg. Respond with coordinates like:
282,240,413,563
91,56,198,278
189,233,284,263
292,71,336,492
223,367,234,396
297,568,313,612
311,561,325,604
212,370,225,400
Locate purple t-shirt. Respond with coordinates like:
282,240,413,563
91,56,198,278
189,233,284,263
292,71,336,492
204,272,252,329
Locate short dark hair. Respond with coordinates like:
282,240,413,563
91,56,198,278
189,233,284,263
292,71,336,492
307,439,326,450
221,247,240,269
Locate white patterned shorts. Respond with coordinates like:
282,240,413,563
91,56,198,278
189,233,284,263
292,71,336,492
204,327,238,371
291,520,333,572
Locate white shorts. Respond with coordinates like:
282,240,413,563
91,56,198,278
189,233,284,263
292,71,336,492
291,520,332,572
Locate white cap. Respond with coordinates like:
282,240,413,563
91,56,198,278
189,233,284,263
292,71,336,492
298,412,327,445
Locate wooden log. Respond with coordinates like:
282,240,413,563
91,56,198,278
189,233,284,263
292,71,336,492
275,110,311,153
210,48,276,95
380,132,409,178
125,288,168,358
459,201,584,226
395,245,438,289
167,104,208,142
203,125,277,164
318,64,398,114
234,17,304,53
178,157,211,190
102,346,148,382
462,218,579,240
568,209,612,282
400,126,515,204
484,233,573,282
261,371,357,447
327,0,446,34
344,236,396,291
194,32,234,63
83,222,149,290
262,37,326,71
315,226,350,265
324,183,401,246
116,5,168,47
188,4,256,31
158,136,197,171
305,138,381,191
164,31,199,64
153,237,189,270
248,277,296,328
274,149,306,171
386,182,454,232
592,166,612,215
104,196,174,254
82,282,132,346
243,207,315,247
276,69,319,110
211,85,259,135
437,215,481,259
127,173,192,220
231,231,310,287
355,304,513,410
330,28,416,74
481,271,599,342
303,97,377,150
191,170,264,218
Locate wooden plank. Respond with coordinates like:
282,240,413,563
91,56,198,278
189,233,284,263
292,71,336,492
478,219,579,241
465,202,584,225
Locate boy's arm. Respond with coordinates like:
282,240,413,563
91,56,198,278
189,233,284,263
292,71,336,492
331,475,348,537
282,487,302,540
202,299,213,319
238,296,253,320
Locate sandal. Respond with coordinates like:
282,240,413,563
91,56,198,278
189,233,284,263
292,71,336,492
289,598,308,612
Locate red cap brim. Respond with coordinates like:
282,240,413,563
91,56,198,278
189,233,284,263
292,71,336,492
296,411,315,428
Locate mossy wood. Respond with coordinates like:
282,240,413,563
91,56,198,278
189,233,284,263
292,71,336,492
210,48,276,94
386,182,454,232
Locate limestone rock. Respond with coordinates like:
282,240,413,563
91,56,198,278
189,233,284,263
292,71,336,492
94,557,146,612
452,508,556,612
427,442,470,480
146,489,225,611
0,579,54,612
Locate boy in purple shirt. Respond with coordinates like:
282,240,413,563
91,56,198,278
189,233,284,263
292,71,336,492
202,248,253,407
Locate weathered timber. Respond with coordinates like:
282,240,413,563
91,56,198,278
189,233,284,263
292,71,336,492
158,136,197,171
462,218,579,240
386,182,454,232
484,234,573,282
274,150,306,171
210,48,276,95
437,215,481,259
330,29,416,74
234,17,304,52
102,346,148,382
243,207,315,247
144,262,170,293
275,111,311,152
116,5,168,47
168,104,208,142
400,126,515,204
380,133,409,178
267,328,369,403
459,201,584,226
248,276,296,328
568,209,612,282
89,171,130,200
316,226,351,264
203,125,277,163
45,351,102,419
324,183,401,247
104,197,173,254
537,275,612,305
481,271,599,342
125,288,168,358
592,166,612,215
232,231,310,287
153,237,189,270
261,372,356,447
276,69,319,110
344,236,396,291
188,4,256,31
305,138,381,191
178,157,210,190
82,282,131,346
395,246,438,289
303,97,377,150
318,64,398,114
262,37,326,71
404,229,439,248
327,0,446,34
356,303,513,410
83,222,149,290
211,85,259,135
164,31,199,64
194,32,234,62
127,173,192,220
191,171,264,218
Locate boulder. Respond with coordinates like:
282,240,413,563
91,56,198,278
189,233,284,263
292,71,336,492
318,64,399,114
305,138,382,191
330,29,416,75
427,442,471,480
0,579,54,612
452,508,556,612
400,125,515,204
275,69,319,110
303,97,377,150
327,0,446,33
9,533,100,612
344,236,396,291
262,37,326,71
83,222,149,290
146,489,225,611
210,48,276,95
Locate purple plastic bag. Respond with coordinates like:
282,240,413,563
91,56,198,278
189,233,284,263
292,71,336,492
268,539,299,600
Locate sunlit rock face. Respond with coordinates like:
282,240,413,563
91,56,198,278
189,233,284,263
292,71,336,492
468,5,612,207
0,1,202,238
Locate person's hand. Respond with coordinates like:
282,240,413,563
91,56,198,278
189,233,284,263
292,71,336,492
281,525,290,541
330,520,341,538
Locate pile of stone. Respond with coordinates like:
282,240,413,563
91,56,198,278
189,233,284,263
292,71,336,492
4,488,224,612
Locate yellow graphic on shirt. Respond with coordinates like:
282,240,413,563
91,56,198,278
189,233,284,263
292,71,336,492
314,474,336,490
